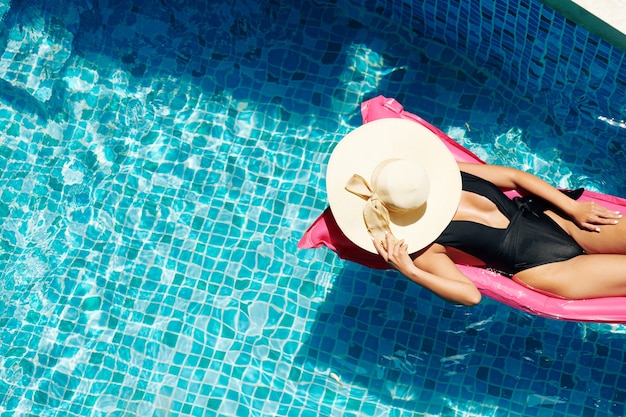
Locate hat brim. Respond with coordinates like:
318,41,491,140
326,118,462,254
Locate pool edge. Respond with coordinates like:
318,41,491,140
541,0,626,52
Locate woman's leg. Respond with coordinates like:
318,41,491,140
514,254,626,299
546,210,626,254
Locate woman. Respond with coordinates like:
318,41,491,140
375,162,625,306
326,118,626,306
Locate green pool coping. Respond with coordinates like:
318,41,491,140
541,0,626,52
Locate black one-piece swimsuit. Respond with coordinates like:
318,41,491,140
433,172,585,275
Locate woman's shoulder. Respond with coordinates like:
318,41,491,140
458,162,519,189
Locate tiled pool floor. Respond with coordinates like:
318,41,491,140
1,0,626,416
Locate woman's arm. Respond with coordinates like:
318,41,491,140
458,162,622,231
374,234,482,306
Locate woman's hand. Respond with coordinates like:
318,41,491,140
372,233,482,305
372,233,417,274
569,200,622,232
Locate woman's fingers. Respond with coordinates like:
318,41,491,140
575,202,622,231
372,236,389,260
393,240,409,256
387,234,405,254
372,233,406,266
590,202,621,219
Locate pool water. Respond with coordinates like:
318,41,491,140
1,0,626,416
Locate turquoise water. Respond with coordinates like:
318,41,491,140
1,0,626,416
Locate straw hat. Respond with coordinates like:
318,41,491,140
326,118,462,253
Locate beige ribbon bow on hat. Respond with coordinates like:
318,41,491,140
344,174,398,249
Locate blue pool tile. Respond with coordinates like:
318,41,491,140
0,0,626,416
